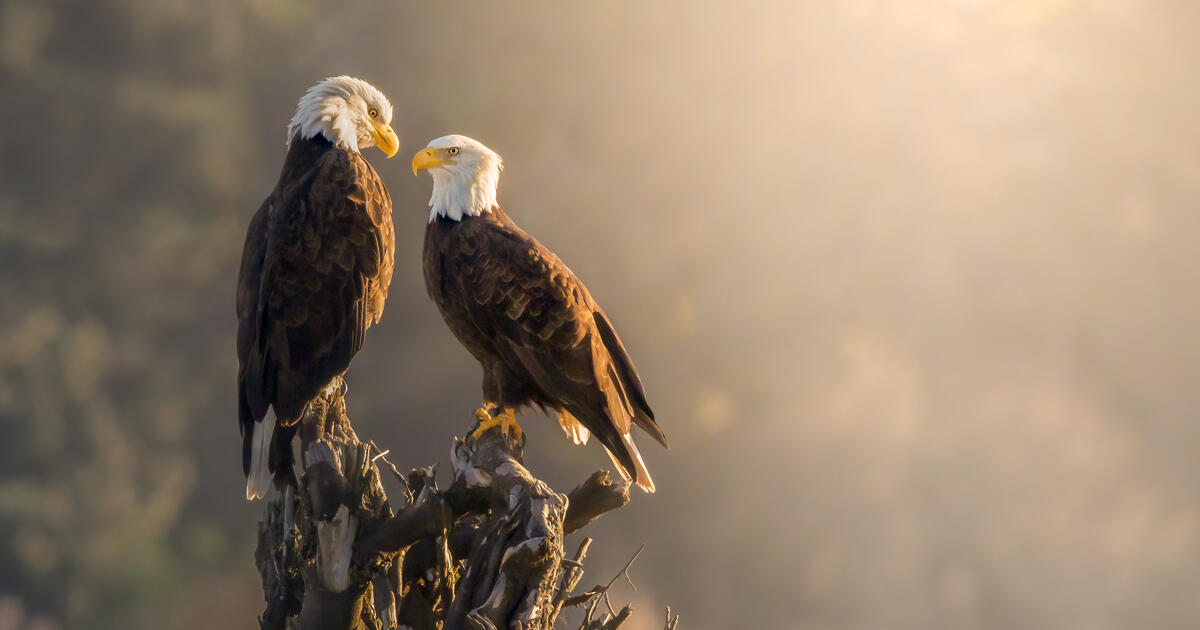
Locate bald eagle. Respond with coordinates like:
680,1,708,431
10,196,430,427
413,135,666,492
237,76,398,500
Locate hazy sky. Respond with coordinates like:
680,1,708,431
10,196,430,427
3,1,1200,629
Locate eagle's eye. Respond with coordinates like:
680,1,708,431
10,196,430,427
368,108,378,118
448,147,460,155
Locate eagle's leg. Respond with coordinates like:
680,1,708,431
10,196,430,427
471,406,524,444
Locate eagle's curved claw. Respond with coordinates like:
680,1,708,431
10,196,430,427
471,407,523,445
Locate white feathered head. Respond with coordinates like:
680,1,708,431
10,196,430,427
411,134,504,222
288,75,398,157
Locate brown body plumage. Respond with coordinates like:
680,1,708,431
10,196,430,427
423,205,666,490
237,133,394,490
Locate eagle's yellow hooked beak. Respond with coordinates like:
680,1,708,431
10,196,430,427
371,123,399,158
411,148,446,175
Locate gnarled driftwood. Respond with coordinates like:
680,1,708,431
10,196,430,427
253,382,671,630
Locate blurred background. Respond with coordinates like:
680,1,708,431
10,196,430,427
2,1,1199,628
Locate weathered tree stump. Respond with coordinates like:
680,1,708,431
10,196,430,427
253,383,668,630
256,382,394,630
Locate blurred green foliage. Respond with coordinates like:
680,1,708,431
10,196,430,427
0,2,325,627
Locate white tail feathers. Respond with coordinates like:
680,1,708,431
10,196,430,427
603,431,656,494
245,412,276,501
623,432,656,493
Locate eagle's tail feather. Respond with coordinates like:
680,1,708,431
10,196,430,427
624,432,656,493
603,432,655,494
245,411,276,501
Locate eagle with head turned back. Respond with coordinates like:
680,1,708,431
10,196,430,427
237,76,398,500
413,135,667,492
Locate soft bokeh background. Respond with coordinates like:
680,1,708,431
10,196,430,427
2,1,1199,628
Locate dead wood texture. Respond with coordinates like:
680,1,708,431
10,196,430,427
253,383,671,630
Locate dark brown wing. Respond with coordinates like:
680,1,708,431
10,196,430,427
448,209,665,475
592,307,666,447
237,146,393,474
236,196,271,470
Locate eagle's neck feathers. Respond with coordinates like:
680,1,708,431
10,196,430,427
428,161,501,223
289,98,360,152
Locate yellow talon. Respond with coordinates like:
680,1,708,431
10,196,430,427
471,407,523,443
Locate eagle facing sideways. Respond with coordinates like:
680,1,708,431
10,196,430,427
413,135,667,492
237,76,398,500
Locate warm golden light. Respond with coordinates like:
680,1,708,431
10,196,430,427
3,1,1197,629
